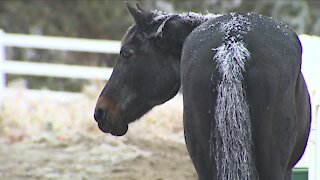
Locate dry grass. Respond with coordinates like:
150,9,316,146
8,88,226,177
0,80,184,144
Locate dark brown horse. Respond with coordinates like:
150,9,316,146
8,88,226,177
94,3,311,180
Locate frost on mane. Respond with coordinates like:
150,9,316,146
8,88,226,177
150,10,221,37
152,9,171,21
211,13,257,180
152,9,220,22
178,12,221,24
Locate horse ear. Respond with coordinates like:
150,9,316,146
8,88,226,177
136,3,146,13
126,2,153,27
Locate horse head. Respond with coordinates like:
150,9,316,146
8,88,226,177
94,3,190,136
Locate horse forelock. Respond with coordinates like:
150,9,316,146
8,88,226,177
120,24,163,56
121,25,136,45
121,25,151,48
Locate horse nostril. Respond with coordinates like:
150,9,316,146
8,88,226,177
94,108,106,123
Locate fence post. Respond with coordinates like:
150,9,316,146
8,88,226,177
0,29,6,99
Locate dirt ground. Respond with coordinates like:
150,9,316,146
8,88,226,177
0,88,197,180
0,134,196,180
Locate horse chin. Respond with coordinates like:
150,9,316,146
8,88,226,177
97,122,128,136
111,124,128,136
98,122,111,133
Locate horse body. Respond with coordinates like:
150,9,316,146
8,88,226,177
95,4,311,180
182,13,311,179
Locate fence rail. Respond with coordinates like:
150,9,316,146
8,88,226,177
0,30,121,53
0,29,120,93
0,30,319,180
2,60,113,80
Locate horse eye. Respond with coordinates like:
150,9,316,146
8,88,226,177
120,48,134,59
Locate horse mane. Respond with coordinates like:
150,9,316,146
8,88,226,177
211,13,258,179
122,10,220,58
149,10,221,38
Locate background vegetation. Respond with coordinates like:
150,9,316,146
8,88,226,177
0,0,319,91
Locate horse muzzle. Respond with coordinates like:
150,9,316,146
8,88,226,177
94,97,128,136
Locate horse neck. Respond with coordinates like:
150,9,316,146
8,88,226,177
164,13,211,57
177,17,204,41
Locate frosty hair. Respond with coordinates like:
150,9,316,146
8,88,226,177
211,13,257,180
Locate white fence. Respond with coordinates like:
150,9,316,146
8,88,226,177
0,29,120,94
0,31,319,179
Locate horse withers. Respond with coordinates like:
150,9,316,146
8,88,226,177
94,3,311,180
